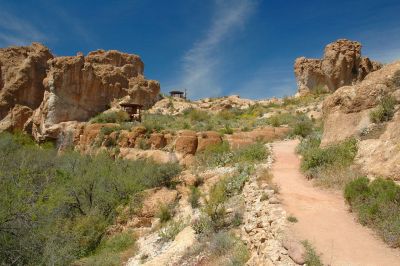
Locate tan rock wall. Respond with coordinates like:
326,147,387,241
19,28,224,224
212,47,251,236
295,39,381,95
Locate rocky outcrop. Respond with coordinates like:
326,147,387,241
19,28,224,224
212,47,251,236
0,43,160,140
0,43,53,130
175,130,198,155
32,49,159,141
321,61,400,180
295,39,381,95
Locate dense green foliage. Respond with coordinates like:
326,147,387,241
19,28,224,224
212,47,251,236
344,177,400,247
79,231,136,265
369,95,397,123
0,132,180,265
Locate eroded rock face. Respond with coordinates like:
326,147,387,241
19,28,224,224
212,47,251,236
32,49,159,140
0,43,160,140
175,130,198,155
295,39,381,95
322,61,400,179
0,43,53,128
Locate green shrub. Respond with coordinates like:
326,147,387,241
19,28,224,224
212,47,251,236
292,116,314,137
157,204,174,223
185,108,210,122
90,110,130,123
142,114,172,132
231,142,268,164
266,113,296,127
211,231,236,255
196,141,233,168
219,124,234,135
80,231,136,266
159,219,186,242
210,232,249,265
232,211,243,227
302,240,323,266
344,177,400,247
287,216,298,223
189,186,201,208
224,166,252,197
0,132,181,265
369,95,396,123
203,180,228,229
217,110,237,120
138,138,150,150
192,215,213,235
300,138,357,172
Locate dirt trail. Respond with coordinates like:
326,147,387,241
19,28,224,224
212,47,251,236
271,140,400,266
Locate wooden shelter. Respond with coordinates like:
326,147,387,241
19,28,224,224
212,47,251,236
169,90,186,99
120,103,143,122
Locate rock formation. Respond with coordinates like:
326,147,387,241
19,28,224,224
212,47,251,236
0,43,160,140
0,43,53,132
294,39,381,95
321,61,400,179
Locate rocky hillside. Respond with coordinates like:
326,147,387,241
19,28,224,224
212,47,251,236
0,43,160,141
294,39,381,95
322,61,400,180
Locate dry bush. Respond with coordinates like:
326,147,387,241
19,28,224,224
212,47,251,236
312,165,363,190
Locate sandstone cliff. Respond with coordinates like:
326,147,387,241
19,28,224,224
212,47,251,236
321,61,400,179
0,43,53,132
294,39,381,95
0,43,160,140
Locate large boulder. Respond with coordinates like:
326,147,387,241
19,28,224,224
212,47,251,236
321,61,400,180
294,39,381,95
0,43,53,130
175,130,198,155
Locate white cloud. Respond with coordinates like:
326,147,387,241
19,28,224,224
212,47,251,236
0,11,47,46
179,0,257,99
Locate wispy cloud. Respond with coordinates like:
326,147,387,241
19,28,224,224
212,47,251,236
180,0,257,99
0,11,47,46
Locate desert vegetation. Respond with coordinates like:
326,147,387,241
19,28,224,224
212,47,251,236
345,177,400,247
195,141,268,169
369,95,396,123
297,133,359,189
0,132,181,265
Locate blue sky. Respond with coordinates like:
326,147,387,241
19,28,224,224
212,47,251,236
1,0,400,99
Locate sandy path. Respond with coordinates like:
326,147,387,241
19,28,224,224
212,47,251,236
271,140,400,266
